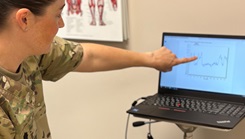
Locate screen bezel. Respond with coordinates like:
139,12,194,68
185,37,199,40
158,32,245,104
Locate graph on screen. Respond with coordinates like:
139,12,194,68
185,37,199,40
186,43,229,80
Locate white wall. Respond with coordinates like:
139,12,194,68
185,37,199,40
44,0,245,138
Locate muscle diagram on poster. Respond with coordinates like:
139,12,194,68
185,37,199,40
57,0,128,42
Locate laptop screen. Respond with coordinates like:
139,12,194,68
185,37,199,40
160,33,245,97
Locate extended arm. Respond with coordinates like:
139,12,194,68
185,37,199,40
73,43,197,72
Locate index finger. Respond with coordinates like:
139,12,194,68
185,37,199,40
174,56,198,66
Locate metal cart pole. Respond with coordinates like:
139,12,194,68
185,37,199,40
176,124,197,139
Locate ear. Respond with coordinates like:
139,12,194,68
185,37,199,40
15,8,33,31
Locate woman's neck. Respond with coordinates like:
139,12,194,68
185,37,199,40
0,34,28,73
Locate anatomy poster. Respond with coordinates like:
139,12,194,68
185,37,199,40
57,0,124,42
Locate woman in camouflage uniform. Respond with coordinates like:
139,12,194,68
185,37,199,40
0,0,197,139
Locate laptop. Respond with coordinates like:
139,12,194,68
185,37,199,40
127,32,245,130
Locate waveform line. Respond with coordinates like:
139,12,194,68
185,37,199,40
193,54,228,67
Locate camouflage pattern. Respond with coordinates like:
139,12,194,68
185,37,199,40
0,36,83,139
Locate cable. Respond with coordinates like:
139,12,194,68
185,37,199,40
133,120,160,127
131,97,148,107
125,113,130,139
125,96,149,139
147,119,154,139
149,119,152,133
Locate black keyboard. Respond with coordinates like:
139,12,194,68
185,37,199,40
142,95,245,118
